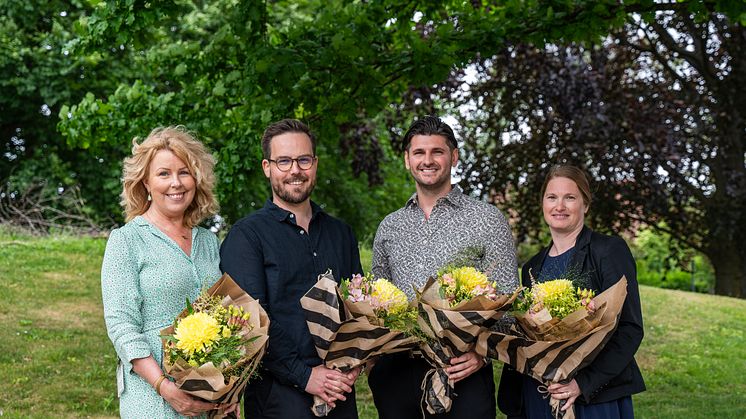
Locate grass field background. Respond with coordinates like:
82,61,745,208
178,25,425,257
1,231,744,418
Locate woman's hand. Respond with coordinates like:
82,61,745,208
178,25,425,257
160,380,225,416
548,379,582,411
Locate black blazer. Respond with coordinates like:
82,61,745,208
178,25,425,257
498,226,646,416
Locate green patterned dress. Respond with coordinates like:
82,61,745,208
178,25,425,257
101,216,221,418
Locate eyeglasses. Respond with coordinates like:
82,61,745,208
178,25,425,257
268,155,316,172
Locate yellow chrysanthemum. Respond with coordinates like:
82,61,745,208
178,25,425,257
533,279,573,299
370,278,409,315
174,312,220,355
450,266,490,290
532,279,579,319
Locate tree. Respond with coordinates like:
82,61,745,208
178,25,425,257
1,0,147,228
57,1,745,235
5,0,744,244
426,11,745,296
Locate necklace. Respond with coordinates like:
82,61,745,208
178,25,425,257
144,215,190,241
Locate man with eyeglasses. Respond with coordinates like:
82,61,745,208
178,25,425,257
220,119,362,419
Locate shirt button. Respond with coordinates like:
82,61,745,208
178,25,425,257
313,252,317,257
289,214,294,218
300,230,305,235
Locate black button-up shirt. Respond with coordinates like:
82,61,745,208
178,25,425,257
220,198,362,389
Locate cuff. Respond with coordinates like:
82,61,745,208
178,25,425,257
574,371,594,403
117,342,151,374
294,364,313,391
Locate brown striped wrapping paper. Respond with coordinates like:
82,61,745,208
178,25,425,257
160,274,270,419
301,271,422,417
416,277,521,414
475,276,628,419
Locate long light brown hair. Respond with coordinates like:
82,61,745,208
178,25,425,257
120,126,218,228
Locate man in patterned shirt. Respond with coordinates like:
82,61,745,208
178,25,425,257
369,115,519,418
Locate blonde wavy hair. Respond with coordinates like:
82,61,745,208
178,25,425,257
121,126,218,228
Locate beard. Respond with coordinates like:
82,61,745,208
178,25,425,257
412,165,452,191
271,173,316,204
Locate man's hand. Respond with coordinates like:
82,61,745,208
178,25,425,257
305,365,353,406
340,366,362,386
445,351,486,383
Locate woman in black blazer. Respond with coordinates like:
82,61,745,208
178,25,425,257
498,165,645,418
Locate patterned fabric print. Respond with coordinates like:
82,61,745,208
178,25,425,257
372,185,520,300
101,216,222,418
537,248,576,282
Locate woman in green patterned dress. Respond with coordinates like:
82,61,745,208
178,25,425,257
101,126,237,418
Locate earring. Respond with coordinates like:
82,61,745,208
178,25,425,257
147,192,152,201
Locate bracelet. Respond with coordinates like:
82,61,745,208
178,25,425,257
154,374,167,396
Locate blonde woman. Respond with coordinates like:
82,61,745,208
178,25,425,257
101,126,236,417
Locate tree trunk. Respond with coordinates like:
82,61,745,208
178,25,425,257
708,243,746,298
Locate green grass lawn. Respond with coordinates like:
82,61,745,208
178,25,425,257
1,232,744,418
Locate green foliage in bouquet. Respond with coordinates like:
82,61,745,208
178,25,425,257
436,246,486,276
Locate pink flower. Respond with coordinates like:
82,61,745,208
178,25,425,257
351,274,364,287
349,288,366,303
442,274,455,286
472,284,498,301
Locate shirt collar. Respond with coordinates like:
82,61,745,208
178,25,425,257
264,198,324,222
405,184,465,210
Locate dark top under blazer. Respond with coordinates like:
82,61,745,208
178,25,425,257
499,226,646,415
220,199,362,390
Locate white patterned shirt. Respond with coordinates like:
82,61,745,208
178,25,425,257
372,185,520,300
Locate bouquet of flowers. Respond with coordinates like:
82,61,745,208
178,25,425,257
164,298,251,369
476,276,629,419
301,271,423,417
339,273,425,339
416,260,520,415
437,265,500,306
160,274,269,419
512,277,598,341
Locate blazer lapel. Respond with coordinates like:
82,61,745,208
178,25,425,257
570,225,597,287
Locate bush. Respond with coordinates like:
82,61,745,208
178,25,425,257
632,227,715,293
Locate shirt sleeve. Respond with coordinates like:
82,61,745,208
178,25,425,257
483,209,520,293
371,219,392,279
574,236,644,402
219,223,312,390
101,228,151,374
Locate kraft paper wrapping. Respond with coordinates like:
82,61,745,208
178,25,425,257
301,271,421,417
476,276,628,419
416,277,521,415
160,274,269,419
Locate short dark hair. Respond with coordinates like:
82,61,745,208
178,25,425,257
261,119,317,159
401,115,458,151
